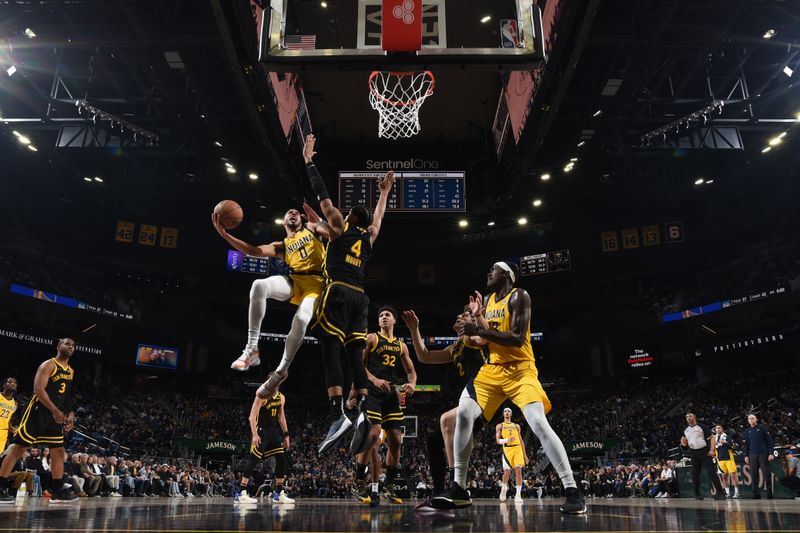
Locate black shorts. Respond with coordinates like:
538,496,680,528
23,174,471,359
14,397,65,448
311,281,369,346
363,388,404,430
251,427,284,460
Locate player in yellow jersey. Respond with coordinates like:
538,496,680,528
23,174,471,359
496,407,528,502
0,378,18,453
212,208,325,393
432,261,586,514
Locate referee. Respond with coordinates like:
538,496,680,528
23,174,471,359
681,413,725,500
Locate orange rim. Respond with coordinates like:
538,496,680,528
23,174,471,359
368,70,436,107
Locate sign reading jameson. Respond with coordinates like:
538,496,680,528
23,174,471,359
174,438,248,455
566,440,618,455
0,328,103,355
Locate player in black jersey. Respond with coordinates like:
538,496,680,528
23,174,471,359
349,306,416,506
0,338,78,504
301,134,395,455
401,309,488,510
236,381,294,505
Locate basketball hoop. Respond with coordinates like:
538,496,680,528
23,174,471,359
368,71,435,139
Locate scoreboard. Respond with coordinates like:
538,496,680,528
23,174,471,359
226,250,289,276
520,250,572,276
338,171,466,212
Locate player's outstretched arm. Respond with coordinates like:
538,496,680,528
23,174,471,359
368,170,395,244
212,211,283,257
303,134,345,239
402,310,454,364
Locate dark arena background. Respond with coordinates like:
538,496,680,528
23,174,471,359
1,0,800,532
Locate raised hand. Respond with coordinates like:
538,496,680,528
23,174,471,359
303,202,321,223
303,134,317,163
378,170,395,194
402,310,419,330
211,212,227,236
468,291,484,316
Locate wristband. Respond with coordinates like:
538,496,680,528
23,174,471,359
499,438,509,444
306,163,330,202
280,431,289,438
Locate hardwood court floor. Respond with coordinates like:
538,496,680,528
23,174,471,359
1,495,799,532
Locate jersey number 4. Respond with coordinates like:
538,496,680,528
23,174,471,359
350,240,362,258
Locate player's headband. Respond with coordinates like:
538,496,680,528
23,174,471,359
494,262,516,283
503,407,512,413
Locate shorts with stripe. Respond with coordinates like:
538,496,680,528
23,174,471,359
13,397,65,448
251,428,284,460
311,281,369,346
501,445,525,469
363,388,404,430
466,360,551,422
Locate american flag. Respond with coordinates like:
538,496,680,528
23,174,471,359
285,35,316,50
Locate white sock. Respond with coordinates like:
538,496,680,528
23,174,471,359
516,485,522,496
275,297,315,373
522,402,577,489
453,392,483,487
502,483,508,489
371,482,378,493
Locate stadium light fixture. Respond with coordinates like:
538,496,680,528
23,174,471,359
517,217,528,226
761,146,772,153
214,141,222,147
248,173,259,180
6,65,16,77
274,218,283,225
24,28,36,39
577,141,585,147
321,1,328,7
94,177,103,183
458,219,468,228
540,173,551,181
83,177,92,182
226,166,236,174
593,109,603,117
16,134,31,145
487,221,495,227
27,145,37,152
784,66,794,77
768,136,783,146
694,178,704,185
480,16,491,23
706,179,714,184
532,199,542,207
763,29,776,39
570,157,578,162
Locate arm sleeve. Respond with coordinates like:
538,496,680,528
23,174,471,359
306,163,330,202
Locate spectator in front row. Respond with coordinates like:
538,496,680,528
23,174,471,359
744,414,774,499
779,449,800,499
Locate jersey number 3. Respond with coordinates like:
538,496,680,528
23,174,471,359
58,383,66,394
382,354,396,366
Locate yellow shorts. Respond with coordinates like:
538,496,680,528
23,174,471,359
0,431,7,453
289,274,323,306
502,445,525,469
468,360,551,421
717,453,737,474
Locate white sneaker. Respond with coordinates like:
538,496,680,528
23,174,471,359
277,491,295,504
238,491,258,504
110,492,123,498
514,493,523,503
231,347,260,371
499,485,508,502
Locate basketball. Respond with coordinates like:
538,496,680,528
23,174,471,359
214,200,243,230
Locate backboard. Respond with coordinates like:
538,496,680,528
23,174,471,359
258,0,546,71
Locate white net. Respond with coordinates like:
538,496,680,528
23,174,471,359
368,71,435,139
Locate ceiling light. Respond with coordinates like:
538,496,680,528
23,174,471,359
570,157,578,162
762,146,772,153
532,199,542,207
248,173,259,180
593,109,603,117
540,173,551,181
16,135,31,145
480,15,491,23
763,29,776,39
784,66,794,77
274,218,283,225
6,65,16,77
779,132,787,139
577,141,585,147
226,166,236,174
458,220,468,228
563,165,573,173
694,178,704,185
321,1,328,6
27,145,37,152
12,130,21,137
214,141,222,147
705,179,714,184
83,177,92,182
517,218,528,226
487,221,495,226
94,177,103,183
768,136,783,146
796,112,800,121
224,162,233,168
24,28,36,39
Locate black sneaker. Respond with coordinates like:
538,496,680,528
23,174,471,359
560,487,587,514
369,491,380,508
381,484,402,504
318,414,353,454
349,412,372,455
752,493,761,500
713,492,727,501
0,487,13,505
50,490,80,504
431,482,472,509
